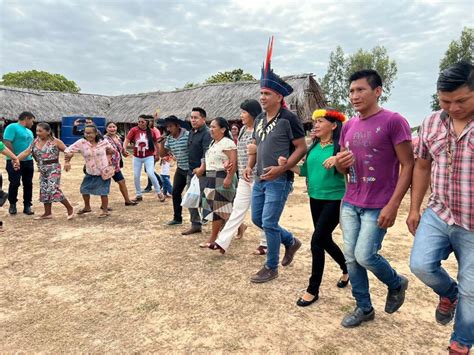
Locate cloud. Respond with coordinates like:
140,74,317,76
1,0,472,125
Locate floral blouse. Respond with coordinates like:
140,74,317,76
205,137,236,171
65,139,113,176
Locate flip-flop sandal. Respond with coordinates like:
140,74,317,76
252,246,267,255
199,242,211,248
77,209,92,215
98,213,109,219
125,201,138,206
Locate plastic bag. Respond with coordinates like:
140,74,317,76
181,175,201,208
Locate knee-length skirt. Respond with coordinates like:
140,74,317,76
202,170,237,222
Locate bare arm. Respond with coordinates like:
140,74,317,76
406,158,431,235
16,147,32,161
335,147,351,175
377,141,415,229
2,144,19,161
3,140,14,152
243,140,257,182
158,141,170,158
55,138,67,152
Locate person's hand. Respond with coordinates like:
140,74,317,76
122,150,130,158
223,160,234,173
406,210,421,236
223,176,232,189
243,167,252,182
277,156,287,166
193,166,205,177
377,202,398,229
260,165,285,181
74,119,81,126
12,159,20,170
335,150,354,170
322,156,336,170
64,162,71,172
310,129,317,141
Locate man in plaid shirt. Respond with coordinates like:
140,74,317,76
408,62,473,355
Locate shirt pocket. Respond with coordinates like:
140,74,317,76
426,130,447,158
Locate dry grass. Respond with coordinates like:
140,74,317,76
0,157,457,353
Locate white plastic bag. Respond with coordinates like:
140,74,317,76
181,175,201,208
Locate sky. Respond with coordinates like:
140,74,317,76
0,0,473,126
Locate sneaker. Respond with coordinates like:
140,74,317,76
448,341,469,354
341,307,375,328
0,190,8,207
436,297,458,325
166,219,182,226
385,275,409,314
250,266,278,284
281,238,302,266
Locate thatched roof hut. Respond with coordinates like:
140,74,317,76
0,74,325,124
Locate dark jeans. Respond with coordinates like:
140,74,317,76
172,168,187,222
6,159,34,207
307,198,347,296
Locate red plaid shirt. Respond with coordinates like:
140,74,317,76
415,110,474,231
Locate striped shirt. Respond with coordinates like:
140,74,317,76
415,110,474,231
237,127,256,179
164,128,189,171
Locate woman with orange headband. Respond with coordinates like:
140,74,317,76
279,108,349,307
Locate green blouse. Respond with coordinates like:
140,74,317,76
0,141,5,152
300,143,346,200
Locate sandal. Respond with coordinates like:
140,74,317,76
125,201,138,206
209,242,226,254
98,213,109,219
77,208,92,215
158,192,166,202
199,242,211,248
252,246,267,255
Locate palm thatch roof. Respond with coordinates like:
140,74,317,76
0,74,326,124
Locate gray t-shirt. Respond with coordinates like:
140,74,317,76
253,108,305,181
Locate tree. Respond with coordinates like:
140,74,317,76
204,68,255,84
431,27,473,110
1,70,80,93
321,46,347,113
321,45,398,117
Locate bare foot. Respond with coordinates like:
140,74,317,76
301,292,316,302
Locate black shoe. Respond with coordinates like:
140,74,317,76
143,187,152,193
23,206,34,215
132,196,143,202
250,266,278,284
281,238,302,266
296,294,319,307
9,204,17,215
337,275,350,288
385,275,409,314
0,191,8,207
166,219,183,226
341,307,375,328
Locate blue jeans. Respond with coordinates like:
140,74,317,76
251,176,294,270
340,202,402,311
161,175,173,195
410,208,474,348
132,156,161,196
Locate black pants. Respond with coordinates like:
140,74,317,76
307,198,347,296
172,168,188,222
6,160,34,207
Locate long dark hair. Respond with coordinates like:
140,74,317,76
212,117,232,141
37,122,55,141
138,114,155,153
84,125,102,143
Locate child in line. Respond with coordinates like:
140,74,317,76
160,155,173,198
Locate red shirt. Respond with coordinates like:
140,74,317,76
127,126,159,158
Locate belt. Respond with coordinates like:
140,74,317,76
41,159,59,165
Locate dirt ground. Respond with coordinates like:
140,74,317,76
0,157,457,354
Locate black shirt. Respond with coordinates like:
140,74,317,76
187,124,212,173
253,108,305,181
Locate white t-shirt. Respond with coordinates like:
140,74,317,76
161,161,170,176
205,137,236,171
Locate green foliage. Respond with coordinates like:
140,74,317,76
431,27,473,110
1,70,80,93
204,68,255,84
321,46,397,117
